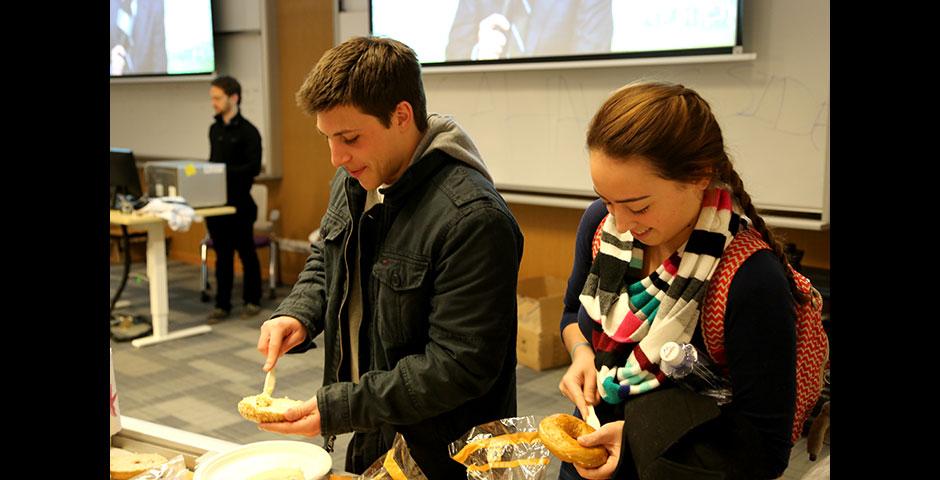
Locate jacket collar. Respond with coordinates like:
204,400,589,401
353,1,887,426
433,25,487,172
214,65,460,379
378,150,452,205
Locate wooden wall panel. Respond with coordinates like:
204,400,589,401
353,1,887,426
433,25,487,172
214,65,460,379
774,227,830,270
271,0,335,283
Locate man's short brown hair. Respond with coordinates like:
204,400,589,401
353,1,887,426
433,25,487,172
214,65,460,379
296,36,428,132
211,75,242,105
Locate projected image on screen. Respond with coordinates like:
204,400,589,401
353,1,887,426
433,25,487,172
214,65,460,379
371,0,740,66
110,0,215,77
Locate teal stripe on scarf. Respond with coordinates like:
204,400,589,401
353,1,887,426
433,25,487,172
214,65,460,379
640,300,659,320
627,279,661,324
629,255,643,270
630,289,653,306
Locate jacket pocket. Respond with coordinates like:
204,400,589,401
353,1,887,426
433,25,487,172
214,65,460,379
372,253,430,349
317,211,350,316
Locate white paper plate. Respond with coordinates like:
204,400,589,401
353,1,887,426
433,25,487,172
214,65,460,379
194,440,332,480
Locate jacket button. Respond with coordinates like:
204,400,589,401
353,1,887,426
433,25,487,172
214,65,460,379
392,272,401,287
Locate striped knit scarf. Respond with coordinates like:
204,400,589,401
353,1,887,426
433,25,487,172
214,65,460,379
579,188,743,404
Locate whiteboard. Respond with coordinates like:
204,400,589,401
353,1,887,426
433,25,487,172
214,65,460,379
343,0,830,216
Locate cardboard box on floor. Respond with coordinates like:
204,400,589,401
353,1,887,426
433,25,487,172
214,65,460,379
516,276,571,371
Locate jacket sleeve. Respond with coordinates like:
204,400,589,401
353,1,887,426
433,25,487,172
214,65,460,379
269,213,332,352
318,203,522,434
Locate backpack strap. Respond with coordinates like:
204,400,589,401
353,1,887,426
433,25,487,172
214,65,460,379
702,227,829,444
701,228,771,368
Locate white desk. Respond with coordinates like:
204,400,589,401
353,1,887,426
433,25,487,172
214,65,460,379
110,206,235,348
115,415,241,460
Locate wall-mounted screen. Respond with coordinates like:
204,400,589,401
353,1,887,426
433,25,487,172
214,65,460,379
371,0,742,67
110,0,215,78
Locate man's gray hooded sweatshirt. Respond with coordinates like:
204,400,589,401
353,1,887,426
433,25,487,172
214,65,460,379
271,113,524,479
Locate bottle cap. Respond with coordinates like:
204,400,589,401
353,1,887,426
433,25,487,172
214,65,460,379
660,342,681,367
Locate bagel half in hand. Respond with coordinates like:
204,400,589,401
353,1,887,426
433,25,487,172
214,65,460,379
538,413,609,468
237,393,304,423
237,367,304,423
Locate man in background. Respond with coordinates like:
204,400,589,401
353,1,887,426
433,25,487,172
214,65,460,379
206,75,263,322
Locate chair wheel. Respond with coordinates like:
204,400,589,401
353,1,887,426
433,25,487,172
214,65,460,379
200,291,211,302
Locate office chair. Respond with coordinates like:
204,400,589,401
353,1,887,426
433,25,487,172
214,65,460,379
200,183,281,302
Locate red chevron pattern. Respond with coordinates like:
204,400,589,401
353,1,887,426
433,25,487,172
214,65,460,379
591,214,609,259
701,228,829,444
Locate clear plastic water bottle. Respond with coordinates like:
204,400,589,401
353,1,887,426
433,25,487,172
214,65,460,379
660,342,733,405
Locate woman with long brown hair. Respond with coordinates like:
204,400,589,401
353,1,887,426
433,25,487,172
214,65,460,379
556,82,824,479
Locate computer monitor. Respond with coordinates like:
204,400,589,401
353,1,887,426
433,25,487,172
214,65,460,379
110,148,143,209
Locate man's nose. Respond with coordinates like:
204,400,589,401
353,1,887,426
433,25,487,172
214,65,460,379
329,143,349,168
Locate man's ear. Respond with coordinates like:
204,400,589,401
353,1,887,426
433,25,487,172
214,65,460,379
392,101,414,130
